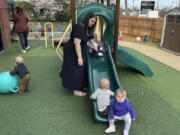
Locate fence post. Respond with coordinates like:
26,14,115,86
150,19,153,40
129,17,132,37
153,19,155,40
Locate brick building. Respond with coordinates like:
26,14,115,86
0,0,13,51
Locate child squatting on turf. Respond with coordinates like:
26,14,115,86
90,79,114,115
105,89,136,135
10,56,31,95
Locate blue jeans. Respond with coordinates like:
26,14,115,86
17,32,29,50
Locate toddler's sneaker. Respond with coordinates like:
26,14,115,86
25,46,30,50
97,52,103,56
105,125,116,133
22,50,27,53
123,130,129,135
24,89,30,92
0,50,4,54
14,92,22,96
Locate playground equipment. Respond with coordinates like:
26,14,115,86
76,3,120,123
56,23,72,61
57,25,62,32
117,46,153,76
44,22,54,48
56,2,153,123
95,16,102,41
77,3,153,123
0,72,18,93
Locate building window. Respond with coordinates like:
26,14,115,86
176,15,180,25
167,15,174,25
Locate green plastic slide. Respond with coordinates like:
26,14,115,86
77,3,153,123
117,46,153,76
87,44,121,123
77,3,120,123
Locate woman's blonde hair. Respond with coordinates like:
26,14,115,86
15,56,24,64
100,78,110,89
115,88,127,98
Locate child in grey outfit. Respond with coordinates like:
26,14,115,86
90,78,114,115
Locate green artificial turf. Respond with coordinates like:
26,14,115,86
0,40,180,135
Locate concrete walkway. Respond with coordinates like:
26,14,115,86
119,41,180,71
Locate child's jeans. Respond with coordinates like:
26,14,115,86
114,113,131,132
18,74,31,94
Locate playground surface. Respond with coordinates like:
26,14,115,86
0,40,180,135
119,41,180,71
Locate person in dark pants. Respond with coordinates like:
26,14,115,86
10,56,31,95
60,12,98,96
13,7,30,53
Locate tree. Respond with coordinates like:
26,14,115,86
12,0,89,21
55,0,71,21
11,1,35,20
159,8,170,17
28,0,62,21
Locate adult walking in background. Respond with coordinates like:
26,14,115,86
13,6,29,53
60,12,98,96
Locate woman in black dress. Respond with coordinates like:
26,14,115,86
60,12,98,96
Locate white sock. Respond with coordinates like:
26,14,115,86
123,130,129,135
109,124,115,128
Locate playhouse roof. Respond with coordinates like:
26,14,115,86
7,0,15,5
165,7,180,15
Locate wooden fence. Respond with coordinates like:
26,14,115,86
118,16,164,41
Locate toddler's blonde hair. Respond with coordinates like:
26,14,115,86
15,56,24,64
100,78,110,90
115,88,127,98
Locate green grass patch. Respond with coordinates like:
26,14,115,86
0,40,179,135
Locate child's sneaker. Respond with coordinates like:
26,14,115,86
105,125,116,133
123,130,129,135
22,50,27,53
97,52,103,56
24,89,30,92
0,50,4,54
14,92,22,96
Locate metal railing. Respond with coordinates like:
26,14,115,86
44,22,54,48
56,23,72,61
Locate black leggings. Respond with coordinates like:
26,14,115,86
17,31,29,50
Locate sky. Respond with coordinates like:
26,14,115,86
119,0,180,9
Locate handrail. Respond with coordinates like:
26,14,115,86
95,16,101,40
56,23,72,61
44,22,54,48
